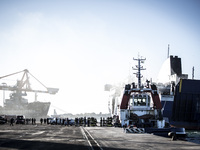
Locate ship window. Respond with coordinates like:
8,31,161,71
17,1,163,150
141,98,146,106
129,98,133,105
134,98,137,106
134,96,146,106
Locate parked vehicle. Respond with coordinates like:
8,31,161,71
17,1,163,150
65,119,75,126
16,115,25,124
47,117,53,124
50,118,75,126
0,116,7,124
50,118,63,125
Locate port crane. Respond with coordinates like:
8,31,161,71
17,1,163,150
0,69,59,118
0,69,59,94
0,69,59,106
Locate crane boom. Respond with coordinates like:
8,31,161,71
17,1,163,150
0,69,59,94
0,70,25,80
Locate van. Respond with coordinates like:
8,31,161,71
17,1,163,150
16,115,25,124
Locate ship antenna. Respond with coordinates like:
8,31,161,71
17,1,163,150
192,66,194,79
133,56,146,88
167,44,170,58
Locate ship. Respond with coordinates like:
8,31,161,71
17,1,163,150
156,55,188,122
0,69,59,119
157,56,200,129
0,91,51,118
119,56,164,127
112,56,186,138
106,54,200,130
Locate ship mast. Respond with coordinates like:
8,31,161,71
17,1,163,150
167,44,170,58
192,66,194,79
133,56,146,88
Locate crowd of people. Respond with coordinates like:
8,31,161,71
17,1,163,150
1,116,114,127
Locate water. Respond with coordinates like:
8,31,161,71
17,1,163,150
185,130,200,144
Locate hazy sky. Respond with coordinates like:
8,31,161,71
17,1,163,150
0,0,200,115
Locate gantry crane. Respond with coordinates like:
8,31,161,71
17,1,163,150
0,69,59,94
0,69,59,107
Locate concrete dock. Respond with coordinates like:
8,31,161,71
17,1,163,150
0,124,199,150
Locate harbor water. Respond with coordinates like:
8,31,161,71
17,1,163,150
186,130,200,144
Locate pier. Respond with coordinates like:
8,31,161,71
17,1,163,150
0,124,199,150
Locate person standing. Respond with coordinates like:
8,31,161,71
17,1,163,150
10,118,14,126
44,118,47,124
40,118,43,124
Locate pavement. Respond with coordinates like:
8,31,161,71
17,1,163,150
0,124,199,150
0,124,88,150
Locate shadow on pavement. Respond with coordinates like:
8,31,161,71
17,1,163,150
0,138,88,150
0,137,131,150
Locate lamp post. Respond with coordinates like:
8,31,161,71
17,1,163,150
2,83,7,107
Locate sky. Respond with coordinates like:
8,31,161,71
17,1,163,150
0,0,200,115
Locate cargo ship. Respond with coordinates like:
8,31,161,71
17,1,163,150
0,92,51,118
0,69,59,119
157,56,200,130
156,55,188,122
